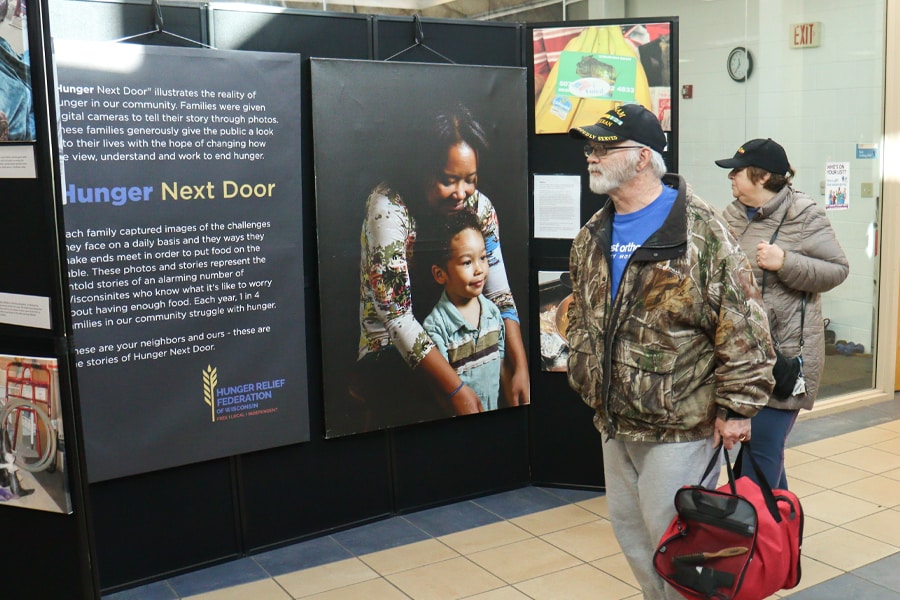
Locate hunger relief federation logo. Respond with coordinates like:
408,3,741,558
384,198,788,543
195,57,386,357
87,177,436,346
203,365,218,422
202,366,284,422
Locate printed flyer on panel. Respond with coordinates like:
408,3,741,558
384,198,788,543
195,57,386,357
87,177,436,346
54,41,309,482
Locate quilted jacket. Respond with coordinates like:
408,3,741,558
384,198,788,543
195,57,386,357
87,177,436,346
723,185,849,410
566,174,775,442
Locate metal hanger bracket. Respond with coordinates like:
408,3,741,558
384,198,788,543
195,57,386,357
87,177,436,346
113,0,214,48
385,14,455,63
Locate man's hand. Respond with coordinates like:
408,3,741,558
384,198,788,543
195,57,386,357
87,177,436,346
714,417,751,450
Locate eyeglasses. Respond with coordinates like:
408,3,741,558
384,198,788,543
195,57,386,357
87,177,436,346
583,143,646,158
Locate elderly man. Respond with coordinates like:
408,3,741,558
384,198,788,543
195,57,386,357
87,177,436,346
565,104,774,599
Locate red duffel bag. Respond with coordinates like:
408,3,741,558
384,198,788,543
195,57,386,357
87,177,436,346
653,442,803,600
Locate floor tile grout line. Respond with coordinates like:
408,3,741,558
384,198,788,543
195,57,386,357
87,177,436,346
272,576,294,600
851,566,900,593
343,413,897,597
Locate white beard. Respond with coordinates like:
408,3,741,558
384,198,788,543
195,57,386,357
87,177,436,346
588,151,641,195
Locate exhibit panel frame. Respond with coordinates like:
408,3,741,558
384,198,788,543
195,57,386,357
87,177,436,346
0,0,99,597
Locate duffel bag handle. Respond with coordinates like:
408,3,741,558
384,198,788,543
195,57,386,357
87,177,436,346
698,442,732,490
733,441,783,523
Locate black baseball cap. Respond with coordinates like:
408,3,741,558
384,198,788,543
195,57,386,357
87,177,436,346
569,104,667,154
715,138,791,175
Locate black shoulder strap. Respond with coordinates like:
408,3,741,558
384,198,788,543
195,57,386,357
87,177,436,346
760,207,789,296
760,205,806,354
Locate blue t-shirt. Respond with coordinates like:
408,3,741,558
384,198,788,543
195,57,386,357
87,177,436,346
610,185,677,299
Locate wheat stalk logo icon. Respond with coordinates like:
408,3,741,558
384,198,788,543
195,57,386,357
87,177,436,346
203,365,218,422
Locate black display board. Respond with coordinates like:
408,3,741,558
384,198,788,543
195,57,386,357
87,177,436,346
55,41,309,482
3,2,682,596
368,16,533,520
524,18,678,486
0,0,98,597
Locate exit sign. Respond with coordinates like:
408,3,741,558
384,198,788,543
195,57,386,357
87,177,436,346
791,22,821,48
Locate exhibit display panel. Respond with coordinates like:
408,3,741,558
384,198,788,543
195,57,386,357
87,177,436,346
56,41,310,482
523,17,679,487
0,0,99,596
37,6,541,593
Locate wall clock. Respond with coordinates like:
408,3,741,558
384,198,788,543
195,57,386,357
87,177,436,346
727,47,753,82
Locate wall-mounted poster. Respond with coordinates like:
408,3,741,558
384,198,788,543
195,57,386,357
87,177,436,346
533,22,673,135
825,161,850,211
311,59,530,438
55,41,308,482
538,271,571,373
0,355,72,514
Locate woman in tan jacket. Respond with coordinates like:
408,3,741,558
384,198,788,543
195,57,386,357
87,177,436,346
717,138,849,489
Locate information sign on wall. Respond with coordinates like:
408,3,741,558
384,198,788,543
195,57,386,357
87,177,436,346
55,41,309,482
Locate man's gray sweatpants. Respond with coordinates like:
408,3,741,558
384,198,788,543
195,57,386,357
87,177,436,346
602,435,720,600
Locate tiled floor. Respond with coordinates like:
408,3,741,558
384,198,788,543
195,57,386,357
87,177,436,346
106,396,900,600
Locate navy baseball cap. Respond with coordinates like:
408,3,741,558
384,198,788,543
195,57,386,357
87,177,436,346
569,104,667,154
715,138,791,175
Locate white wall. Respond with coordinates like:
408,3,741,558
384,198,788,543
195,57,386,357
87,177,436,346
626,0,885,351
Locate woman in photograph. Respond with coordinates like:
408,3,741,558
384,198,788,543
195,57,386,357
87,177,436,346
353,102,529,431
716,138,849,489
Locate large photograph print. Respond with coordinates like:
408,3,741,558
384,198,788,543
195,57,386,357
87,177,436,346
311,59,529,438
538,271,571,373
56,41,309,481
1,355,72,513
533,22,672,134
0,0,33,143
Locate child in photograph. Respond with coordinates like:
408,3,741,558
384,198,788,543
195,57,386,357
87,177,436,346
423,209,506,412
